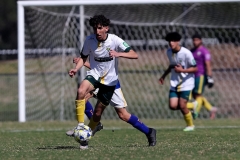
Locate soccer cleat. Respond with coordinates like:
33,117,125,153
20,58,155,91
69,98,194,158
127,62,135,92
210,107,217,120
183,126,195,132
79,141,88,150
146,128,157,146
66,129,74,137
66,124,84,137
92,122,103,136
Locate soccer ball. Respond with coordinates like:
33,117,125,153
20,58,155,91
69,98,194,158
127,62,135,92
73,125,92,143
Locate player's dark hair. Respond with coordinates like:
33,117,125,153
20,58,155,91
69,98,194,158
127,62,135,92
89,15,110,27
192,33,202,40
165,32,182,42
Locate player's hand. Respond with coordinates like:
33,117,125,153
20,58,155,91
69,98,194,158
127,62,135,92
68,68,77,78
207,76,214,88
109,50,120,58
159,77,164,85
174,64,183,73
73,57,80,64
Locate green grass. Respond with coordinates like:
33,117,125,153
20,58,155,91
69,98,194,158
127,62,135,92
1,119,240,160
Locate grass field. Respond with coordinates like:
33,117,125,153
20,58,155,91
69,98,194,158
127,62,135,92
1,119,240,160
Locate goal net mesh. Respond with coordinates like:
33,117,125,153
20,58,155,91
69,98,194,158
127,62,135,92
23,3,240,120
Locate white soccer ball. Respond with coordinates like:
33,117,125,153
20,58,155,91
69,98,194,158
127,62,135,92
74,125,92,143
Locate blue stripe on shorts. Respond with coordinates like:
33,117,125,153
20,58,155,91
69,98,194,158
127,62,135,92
115,80,121,89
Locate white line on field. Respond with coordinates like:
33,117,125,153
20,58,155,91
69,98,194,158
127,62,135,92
1,125,240,133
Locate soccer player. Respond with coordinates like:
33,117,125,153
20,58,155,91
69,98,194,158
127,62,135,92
159,32,197,131
68,15,156,149
191,34,217,119
68,58,156,145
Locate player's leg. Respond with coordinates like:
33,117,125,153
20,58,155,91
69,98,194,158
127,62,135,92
194,75,217,119
66,100,95,137
88,83,115,131
85,94,93,119
75,79,95,127
179,91,194,131
115,107,156,146
66,79,95,137
202,97,217,119
80,83,115,149
111,88,156,146
88,100,106,130
200,75,216,114
169,90,180,110
192,75,205,118
85,89,104,135
201,75,217,118
186,91,198,110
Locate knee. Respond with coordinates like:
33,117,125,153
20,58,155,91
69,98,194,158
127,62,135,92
169,105,178,110
95,112,102,118
77,87,86,99
118,112,129,122
93,108,102,117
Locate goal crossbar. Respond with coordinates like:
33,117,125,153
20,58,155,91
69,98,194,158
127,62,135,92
18,0,240,6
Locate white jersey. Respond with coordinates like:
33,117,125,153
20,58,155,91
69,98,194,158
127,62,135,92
81,34,131,86
166,47,196,92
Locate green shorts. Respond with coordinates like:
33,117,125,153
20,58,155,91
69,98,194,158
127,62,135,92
169,90,191,101
193,75,206,95
84,75,115,106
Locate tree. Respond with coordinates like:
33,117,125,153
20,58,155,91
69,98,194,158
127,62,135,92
0,0,17,49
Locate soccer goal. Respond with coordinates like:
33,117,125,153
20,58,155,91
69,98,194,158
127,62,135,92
18,0,240,122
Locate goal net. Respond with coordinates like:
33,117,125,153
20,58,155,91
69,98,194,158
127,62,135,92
20,1,240,121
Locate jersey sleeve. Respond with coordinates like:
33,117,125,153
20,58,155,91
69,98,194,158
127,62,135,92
114,35,131,52
186,51,197,67
80,38,90,58
203,48,211,61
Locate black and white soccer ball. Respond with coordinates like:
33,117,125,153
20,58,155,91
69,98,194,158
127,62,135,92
73,125,92,143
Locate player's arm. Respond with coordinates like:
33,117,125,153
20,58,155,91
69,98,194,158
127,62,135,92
175,51,197,73
109,49,138,59
69,39,89,78
73,57,91,69
205,61,212,77
159,66,171,84
110,36,138,59
175,65,197,73
205,60,214,88
83,61,91,69
205,52,214,88
69,57,87,78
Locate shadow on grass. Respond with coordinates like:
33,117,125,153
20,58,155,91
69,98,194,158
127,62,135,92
111,145,149,148
37,144,149,150
37,146,78,150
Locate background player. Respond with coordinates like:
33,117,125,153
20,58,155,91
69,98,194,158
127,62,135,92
191,34,217,119
68,15,156,149
159,32,197,131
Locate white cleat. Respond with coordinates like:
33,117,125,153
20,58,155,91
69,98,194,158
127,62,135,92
79,141,88,150
66,124,84,137
183,126,195,132
66,129,74,137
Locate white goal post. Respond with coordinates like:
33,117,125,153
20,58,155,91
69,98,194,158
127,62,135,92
18,0,240,122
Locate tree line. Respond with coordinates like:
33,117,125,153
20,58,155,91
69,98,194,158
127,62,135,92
0,0,17,49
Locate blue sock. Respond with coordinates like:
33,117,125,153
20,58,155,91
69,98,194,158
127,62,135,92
127,115,150,135
85,101,93,120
